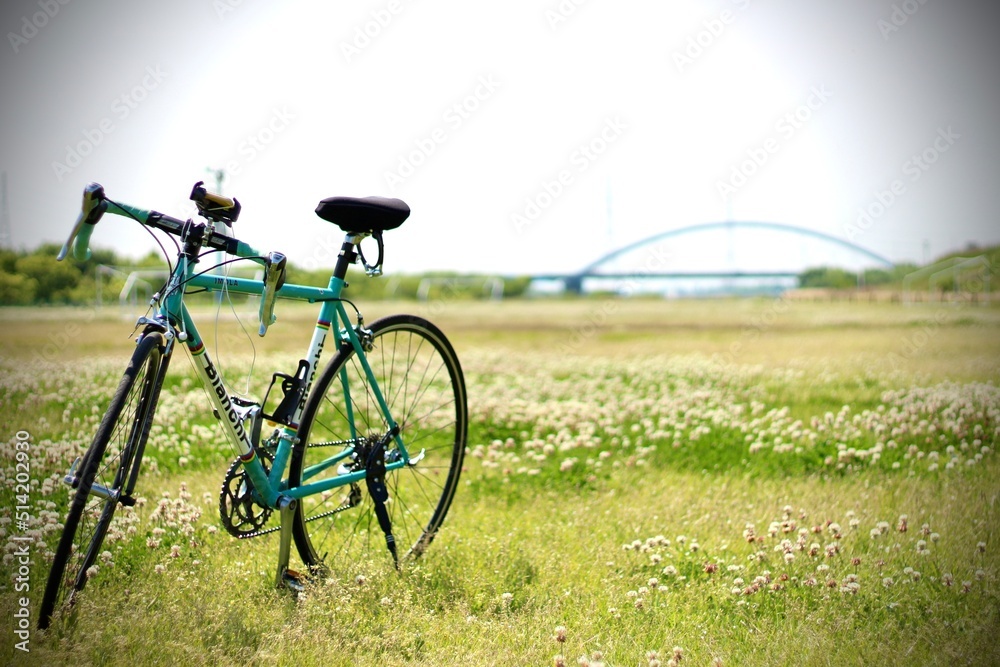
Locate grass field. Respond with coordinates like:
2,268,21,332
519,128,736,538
1,297,999,666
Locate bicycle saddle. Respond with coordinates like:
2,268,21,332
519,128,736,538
315,196,410,233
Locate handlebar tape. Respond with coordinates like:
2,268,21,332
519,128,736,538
72,222,96,261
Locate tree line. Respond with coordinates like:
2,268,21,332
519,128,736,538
1,243,992,305
0,244,532,305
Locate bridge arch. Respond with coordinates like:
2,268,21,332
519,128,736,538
578,221,894,275
559,221,894,293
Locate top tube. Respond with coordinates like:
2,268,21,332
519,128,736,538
186,273,346,303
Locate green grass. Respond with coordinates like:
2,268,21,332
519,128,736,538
1,299,999,666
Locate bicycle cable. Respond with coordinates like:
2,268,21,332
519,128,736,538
172,256,261,462
105,196,268,303
161,255,267,303
178,341,247,461
206,247,258,400
104,196,179,325
104,197,179,279
314,295,363,322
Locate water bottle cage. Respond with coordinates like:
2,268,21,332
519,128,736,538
262,359,310,426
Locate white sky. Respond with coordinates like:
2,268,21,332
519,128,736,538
2,0,998,275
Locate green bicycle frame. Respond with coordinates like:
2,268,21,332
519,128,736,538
108,200,408,509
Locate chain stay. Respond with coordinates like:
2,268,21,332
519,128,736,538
231,484,362,539
218,438,365,539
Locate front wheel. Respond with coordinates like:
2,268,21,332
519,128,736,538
38,332,166,630
290,314,467,570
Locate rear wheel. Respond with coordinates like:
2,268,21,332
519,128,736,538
290,314,466,569
39,332,166,630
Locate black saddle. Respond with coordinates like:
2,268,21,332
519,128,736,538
315,196,410,234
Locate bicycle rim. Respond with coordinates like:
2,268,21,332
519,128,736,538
39,332,164,629
290,314,467,569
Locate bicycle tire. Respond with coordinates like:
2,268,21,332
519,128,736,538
289,314,467,570
38,331,166,630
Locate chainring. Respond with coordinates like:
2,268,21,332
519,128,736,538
219,447,275,538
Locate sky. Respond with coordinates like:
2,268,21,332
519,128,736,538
2,0,999,277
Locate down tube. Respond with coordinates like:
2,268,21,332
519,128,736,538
178,305,278,507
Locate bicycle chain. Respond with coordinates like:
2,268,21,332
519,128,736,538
219,447,276,538
218,439,365,539
226,487,362,540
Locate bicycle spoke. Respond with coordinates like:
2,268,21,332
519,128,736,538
290,316,466,569
40,333,164,630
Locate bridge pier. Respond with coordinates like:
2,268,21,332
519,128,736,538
563,276,583,295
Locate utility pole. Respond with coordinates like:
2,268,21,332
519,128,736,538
207,166,226,195
0,172,11,248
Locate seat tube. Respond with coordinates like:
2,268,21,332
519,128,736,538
332,236,360,282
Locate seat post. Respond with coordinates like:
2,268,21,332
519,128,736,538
332,235,361,282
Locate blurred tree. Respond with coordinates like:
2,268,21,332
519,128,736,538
798,267,856,289
14,253,81,302
0,271,38,305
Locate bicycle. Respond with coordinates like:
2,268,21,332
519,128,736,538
38,181,468,630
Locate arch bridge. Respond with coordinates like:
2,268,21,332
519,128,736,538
531,221,894,293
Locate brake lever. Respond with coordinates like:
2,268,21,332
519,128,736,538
258,251,287,337
57,210,88,261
